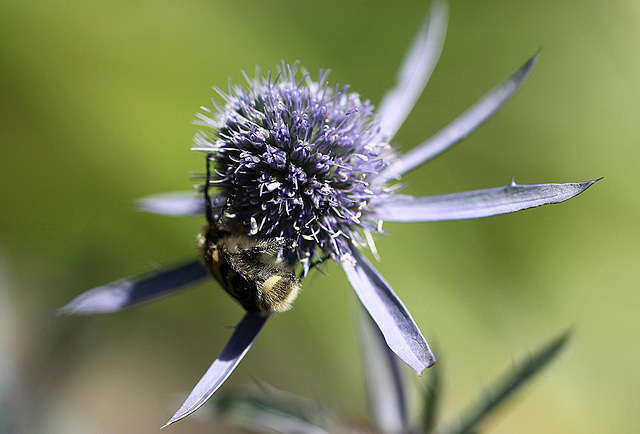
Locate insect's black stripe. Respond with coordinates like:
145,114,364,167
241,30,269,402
218,260,232,289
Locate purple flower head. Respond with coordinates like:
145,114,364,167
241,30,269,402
193,63,395,271
59,3,598,429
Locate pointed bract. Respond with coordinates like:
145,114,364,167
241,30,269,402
343,247,436,375
58,260,207,315
136,191,227,217
379,53,539,182
162,312,269,428
374,179,599,222
377,2,448,140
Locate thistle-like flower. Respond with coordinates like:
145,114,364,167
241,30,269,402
60,3,597,428
195,62,392,272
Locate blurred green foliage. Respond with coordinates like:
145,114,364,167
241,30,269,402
205,328,571,433
1,0,638,433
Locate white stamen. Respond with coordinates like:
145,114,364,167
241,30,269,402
249,217,258,235
364,230,380,261
266,182,281,191
340,253,356,266
331,230,344,239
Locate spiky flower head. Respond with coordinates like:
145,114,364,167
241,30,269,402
60,3,598,429
193,63,395,270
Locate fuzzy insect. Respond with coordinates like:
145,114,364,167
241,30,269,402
198,157,301,314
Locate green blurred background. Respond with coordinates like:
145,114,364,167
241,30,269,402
1,0,638,432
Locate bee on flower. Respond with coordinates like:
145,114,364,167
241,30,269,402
60,3,598,428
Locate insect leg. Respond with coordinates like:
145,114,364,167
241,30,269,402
297,254,330,278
